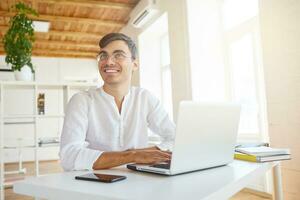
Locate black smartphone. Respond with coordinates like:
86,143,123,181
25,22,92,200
75,173,126,183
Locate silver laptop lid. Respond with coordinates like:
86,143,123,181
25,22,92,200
170,101,240,175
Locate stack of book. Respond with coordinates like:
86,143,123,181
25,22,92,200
234,146,291,162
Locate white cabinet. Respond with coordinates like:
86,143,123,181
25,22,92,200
0,81,98,200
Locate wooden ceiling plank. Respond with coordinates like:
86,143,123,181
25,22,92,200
31,54,95,58
33,49,97,57
0,25,103,39
41,30,102,39
37,0,135,10
7,0,16,12
35,40,99,49
0,11,126,27
0,39,98,49
31,0,38,12
0,48,97,58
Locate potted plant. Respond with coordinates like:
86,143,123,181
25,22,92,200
2,2,38,81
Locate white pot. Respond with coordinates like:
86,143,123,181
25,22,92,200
14,65,33,81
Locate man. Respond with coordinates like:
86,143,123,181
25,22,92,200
59,33,175,171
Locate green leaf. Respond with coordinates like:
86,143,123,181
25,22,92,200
3,2,38,72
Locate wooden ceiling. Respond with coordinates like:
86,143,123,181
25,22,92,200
0,0,140,58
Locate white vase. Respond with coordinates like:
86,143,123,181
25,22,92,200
14,65,33,81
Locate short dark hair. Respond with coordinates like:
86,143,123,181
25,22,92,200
99,33,138,60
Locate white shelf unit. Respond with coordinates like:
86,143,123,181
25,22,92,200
0,81,98,200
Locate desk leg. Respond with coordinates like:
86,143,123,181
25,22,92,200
273,163,283,200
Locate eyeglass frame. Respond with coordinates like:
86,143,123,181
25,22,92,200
96,50,133,64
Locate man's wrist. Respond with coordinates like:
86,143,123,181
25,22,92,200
125,150,136,163
156,145,168,151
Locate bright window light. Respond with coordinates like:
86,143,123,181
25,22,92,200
222,0,258,31
187,0,263,136
229,34,259,134
187,0,226,102
138,13,173,119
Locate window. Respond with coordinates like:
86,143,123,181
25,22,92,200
138,13,173,142
187,0,226,102
160,33,173,119
223,0,264,136
228,33,259,134
187,0,267,138
139,13,173,119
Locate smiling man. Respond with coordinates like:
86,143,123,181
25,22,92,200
59,33,175,171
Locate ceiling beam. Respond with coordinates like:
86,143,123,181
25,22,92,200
0,25,103,39
0,39,99,51
7,0,17,12
36,0,135,10
32,54,95,58
31,54,95,58
34,39,99,49
0,27,100,52
40,30,102,39
32,49,97,58
1,52,95,58
0,11,126,27
31,0,38,11
0,49,97,58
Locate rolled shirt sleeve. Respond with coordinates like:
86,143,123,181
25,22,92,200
59,92,102,171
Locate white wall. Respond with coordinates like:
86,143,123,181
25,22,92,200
160,0,193,121
0,56,100,163
34,57,100,83
259,0,300,199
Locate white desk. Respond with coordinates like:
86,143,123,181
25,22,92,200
13,160,283,200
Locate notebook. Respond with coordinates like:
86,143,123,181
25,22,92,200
235,146,290,157
234,152,291,162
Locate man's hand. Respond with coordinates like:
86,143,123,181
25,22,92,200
131,149,172,165
92,147,172,170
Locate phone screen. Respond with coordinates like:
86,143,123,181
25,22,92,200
75,173,126,183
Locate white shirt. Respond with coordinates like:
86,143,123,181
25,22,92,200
59,86,175,171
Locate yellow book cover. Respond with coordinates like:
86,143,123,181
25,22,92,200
234,153,258,162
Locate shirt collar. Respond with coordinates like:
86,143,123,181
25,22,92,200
99,86,131,102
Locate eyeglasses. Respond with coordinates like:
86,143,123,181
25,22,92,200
96,52,132,63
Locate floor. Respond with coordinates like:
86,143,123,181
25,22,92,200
5,160,63,200
4,161,272,200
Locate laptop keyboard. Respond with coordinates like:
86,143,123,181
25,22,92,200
150,163,171,169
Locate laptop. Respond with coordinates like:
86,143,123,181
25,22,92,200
127,101,241,175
